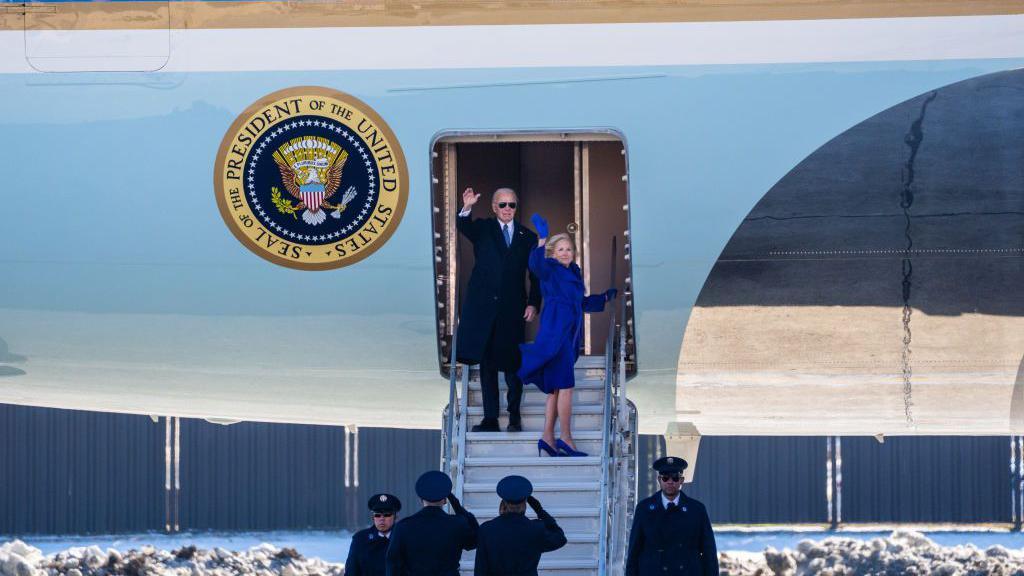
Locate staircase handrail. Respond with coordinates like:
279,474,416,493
443,208,463,482
597,236,620,576
454,357,469,500
442,316,461,479
607,236,637,576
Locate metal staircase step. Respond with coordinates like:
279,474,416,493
473,507,601,533
467,355,604,375
575,355,606,368
462,532,598,563
462,481,602,509
464,456,602,482
466,430,602,441
461,557,599,576
453,353,613,576
468,380,604,407
468,404,604,415
465,431,603,457
467,404,604,431
468,378,604,391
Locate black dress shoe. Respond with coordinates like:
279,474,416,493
506,421,522,432
471,420,500,432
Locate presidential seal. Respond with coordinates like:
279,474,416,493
215,87,408,270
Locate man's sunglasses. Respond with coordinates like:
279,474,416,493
373,512,394,518
497,202,517,209
659,474,681,482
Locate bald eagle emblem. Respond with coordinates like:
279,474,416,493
271,136,358,226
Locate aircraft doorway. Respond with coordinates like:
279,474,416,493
430,132,636,378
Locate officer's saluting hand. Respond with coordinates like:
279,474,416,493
386,471,477,576
626,457,718,576
474,475,567,576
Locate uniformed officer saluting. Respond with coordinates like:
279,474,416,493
626,457,718,576
474,475,567,576
386,471,478,576
345,493,401,576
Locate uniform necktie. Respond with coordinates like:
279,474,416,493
503,223,512,246
667,502,677,511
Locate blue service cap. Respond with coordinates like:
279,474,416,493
415,470,453,501
496,475,533,503
368,493,401,513
653,456,688,474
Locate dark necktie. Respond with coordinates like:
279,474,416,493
667,502,677,511
503,223,512,246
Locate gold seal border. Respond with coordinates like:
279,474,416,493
214,86,409,271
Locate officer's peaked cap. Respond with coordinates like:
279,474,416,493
653,456,688,474
368,493,401,513
415,470,453,501
496,475,533,504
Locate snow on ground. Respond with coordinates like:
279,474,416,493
0,538,344,576
3,529,1024,575
718,529,1024,575
9,532,352,565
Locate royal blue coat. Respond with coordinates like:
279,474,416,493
518,246,606,393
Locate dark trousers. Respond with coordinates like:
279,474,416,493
479,359,523,424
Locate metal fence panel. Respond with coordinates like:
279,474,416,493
177,422,442,531
1,405,1016,533
840,436,1011,523
637,435,829,524
178,419,348,530
0,405,164,534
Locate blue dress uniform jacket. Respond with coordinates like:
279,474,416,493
626,492,718,576
473,509,567,576
518,246,606,393
345,527,390,576
385,505,479,576
456,216,540,370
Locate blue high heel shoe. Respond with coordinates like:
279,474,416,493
537,439,559,457
556,439,588,457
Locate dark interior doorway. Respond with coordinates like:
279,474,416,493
430,132,635,377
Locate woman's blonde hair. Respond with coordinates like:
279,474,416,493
499,500,527,515
545,233,576,260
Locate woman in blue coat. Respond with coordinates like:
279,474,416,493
518,214,616,457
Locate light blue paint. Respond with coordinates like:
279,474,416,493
1,59,1020,404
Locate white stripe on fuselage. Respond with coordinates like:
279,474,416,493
1,14,1023,74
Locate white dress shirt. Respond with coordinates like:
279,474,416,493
458,207,515,238
662,493,680,509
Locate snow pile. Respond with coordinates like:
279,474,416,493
0,541,344,576
719,529,1024,576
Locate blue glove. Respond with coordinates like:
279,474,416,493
604,288,618,301
531,213,549,238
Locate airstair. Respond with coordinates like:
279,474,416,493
441,304,637,576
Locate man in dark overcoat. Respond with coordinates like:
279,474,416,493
386,471,478,576
474,475,566,576
345,493,400,576
457,187,540,432
626,457,719,576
